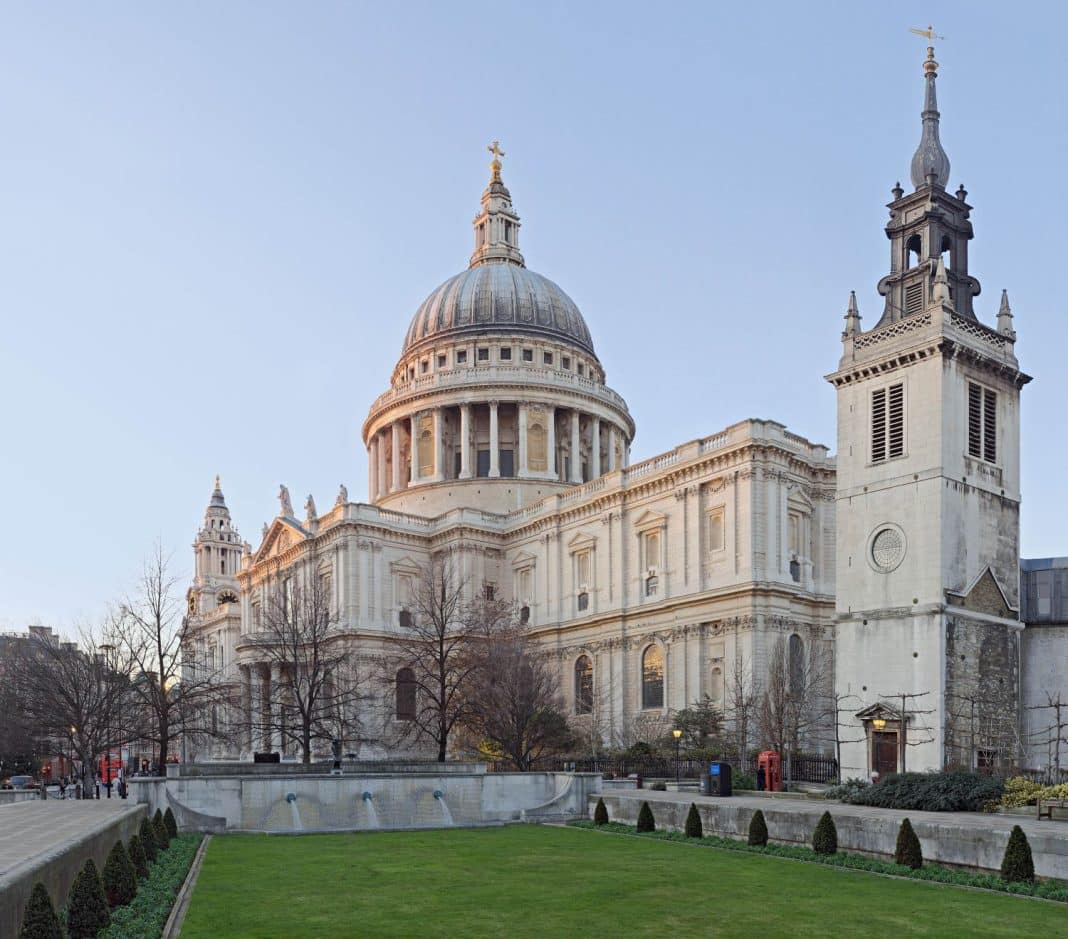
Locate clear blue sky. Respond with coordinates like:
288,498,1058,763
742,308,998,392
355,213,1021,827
2,2,1065,631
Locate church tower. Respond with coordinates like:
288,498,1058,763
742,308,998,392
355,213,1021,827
187,476,243,621
827,43,1031,777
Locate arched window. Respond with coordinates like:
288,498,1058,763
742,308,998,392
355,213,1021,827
520,604,530,625
645,574,659,597
906,234,922,268
788,634,804,697
574,655,593,715
396,667,416,721
577,591,589,612
641,645,664,709
399,609,412,629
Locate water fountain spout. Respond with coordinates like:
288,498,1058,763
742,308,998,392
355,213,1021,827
285,792,303,831
362,791,380,829
433,790,454,827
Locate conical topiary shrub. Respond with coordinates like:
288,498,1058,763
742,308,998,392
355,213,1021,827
894,817,923,869
636,800,656,833
153,809,170,850
748,809,769,847
66,858,111,939
812,811,838,855
128,834,149,880
139,817,158,863
1000,824,1035,883
18,882,63,939
101,839,137,908
164,806,178,839
685,803,703,838
593,797,609,825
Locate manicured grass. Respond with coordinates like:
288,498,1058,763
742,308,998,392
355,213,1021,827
180,826,1063,938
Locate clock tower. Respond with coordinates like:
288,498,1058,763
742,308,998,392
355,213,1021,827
827,45,1031,777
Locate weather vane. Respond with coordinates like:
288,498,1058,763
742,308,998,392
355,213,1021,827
909,24,945,43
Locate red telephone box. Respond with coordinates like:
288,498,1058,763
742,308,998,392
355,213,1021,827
757,750,782,792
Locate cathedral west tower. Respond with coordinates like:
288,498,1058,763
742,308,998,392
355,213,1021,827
828,43,1031,777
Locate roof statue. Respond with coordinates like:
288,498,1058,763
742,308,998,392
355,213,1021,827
336,483,348,506
278,484,294,518
305,494,318,522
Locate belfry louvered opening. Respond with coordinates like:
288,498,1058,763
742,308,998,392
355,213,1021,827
968,381,997,463
872,382,905,463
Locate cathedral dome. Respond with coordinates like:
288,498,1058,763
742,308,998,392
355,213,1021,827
402,264,596,359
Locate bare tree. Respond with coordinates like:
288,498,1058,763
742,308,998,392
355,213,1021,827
117,544,235,768
379,557,492,762
818,690,864,781
876,690,936,774
1024,693,1068,780
247,573,366,763
465,622,572,770
758,633,830,785
722,652,758,771
8,627,138,797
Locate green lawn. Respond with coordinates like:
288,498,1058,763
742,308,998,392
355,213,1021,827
181,826,1064,938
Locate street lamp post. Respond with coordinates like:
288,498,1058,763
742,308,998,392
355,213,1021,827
100,643,114,798
69,726,78,798
672,728,683,788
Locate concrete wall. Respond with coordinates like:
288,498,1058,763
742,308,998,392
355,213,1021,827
130,771,601,833
0,790,40,805
590,793,1068,879
0,805,145,939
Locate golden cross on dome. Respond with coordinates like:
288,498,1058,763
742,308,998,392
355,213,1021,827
487,140,506,161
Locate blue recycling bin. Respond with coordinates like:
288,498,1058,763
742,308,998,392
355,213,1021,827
708,761,733,797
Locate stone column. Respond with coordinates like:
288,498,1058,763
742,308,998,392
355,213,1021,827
518,402,529,476
242,665,254,756
376,430,388,497
546,406,556,478
391,421,402,491
409,416,418,485
607,426,618,472
270,663,282,753
591,417,601,478
489,401,500,478
570,410,582,483
433,407,445,481
459,404,472,479
368,437,378,501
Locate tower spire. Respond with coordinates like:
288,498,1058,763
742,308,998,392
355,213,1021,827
909,34,951,189
469,141,524,268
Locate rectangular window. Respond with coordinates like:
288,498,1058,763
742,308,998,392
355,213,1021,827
577,363,585,376
456,350,468,364
576,550,591,587
482,583,496,601
477,347,489,362
871,382,904,462
968,382,997,462
905,280,924,316
476,450,490,477
499,449,515,477
522,348,533,362
437,354,447,369
420,360,429,374
499,347,512,361
561,356,571,370
708,511,725,552
543,352,553,365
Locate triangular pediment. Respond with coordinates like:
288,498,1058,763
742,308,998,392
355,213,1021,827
634,509,668,532
390,555,423,574
511,550,538,568
855,702,905,723
947,566,1016,619
567,530,597,551
253,518,309,564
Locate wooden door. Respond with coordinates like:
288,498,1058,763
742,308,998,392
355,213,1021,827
873,732,898,776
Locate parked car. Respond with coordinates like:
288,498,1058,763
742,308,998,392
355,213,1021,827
8,775,37,790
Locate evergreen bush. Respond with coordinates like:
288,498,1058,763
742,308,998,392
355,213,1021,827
139,817,158,863
128,834,149,880
1000,824,1035,883
747,809,768,847
849,771,1002,812
636,801,656,833
164,806,178,838
685,803,703,838
812,811,837,855
153,809,171,850
894,817,923,869
593,797,609,825
18,882,63,939
66,858,111,939
101,839,137,908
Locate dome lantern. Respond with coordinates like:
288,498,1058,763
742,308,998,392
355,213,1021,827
469,140,525,269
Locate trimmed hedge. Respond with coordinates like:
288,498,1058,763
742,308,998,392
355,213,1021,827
894,818,923,869
153,809,171,850
848,771,1003,812
18,882,63,939
101,840,137,908
1000,825,1035,883
67,858,111,939
128,834,149,880
636,801,656,833
747,809,768,847
98,834,202,939
685,803,703,838
568,820,1068,903
812,811,837,855
593,797,609,825
164,807,178,839
139,818,158,863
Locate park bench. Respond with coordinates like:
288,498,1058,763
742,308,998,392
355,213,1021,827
1036,798,1068,820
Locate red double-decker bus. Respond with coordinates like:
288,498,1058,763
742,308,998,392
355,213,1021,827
98,751,123,785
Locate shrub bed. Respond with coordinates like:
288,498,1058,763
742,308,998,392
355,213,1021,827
847,771,1003,812
1000,776,1068,810
570,820,1068,902
97,833,202,939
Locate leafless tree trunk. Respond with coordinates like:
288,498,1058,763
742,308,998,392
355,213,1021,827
818,690,864,782
465,622,572,770
8,627,139,797
117,544,235,769
246,570,365,763
722,652,758,772
378,557,493,762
